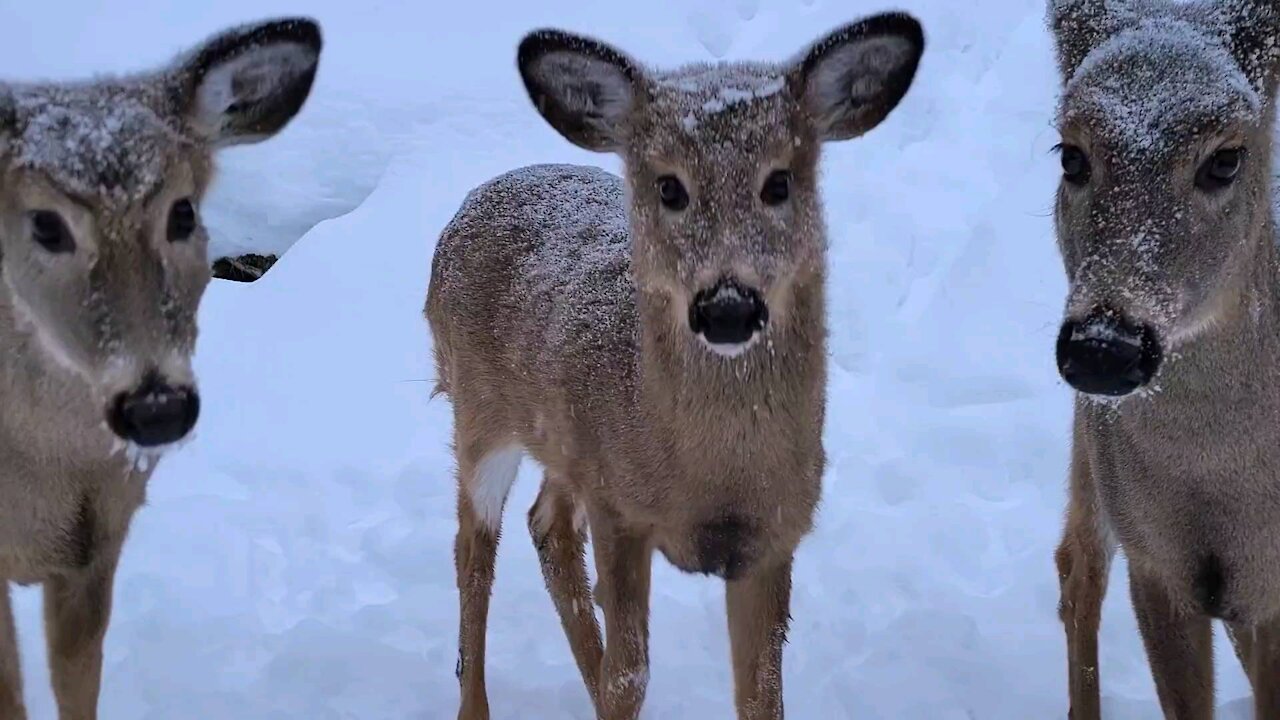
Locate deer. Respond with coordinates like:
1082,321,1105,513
425,11,924,720
0,17,321,718
1045,0,1280,717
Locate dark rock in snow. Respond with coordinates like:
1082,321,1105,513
212,253,278,283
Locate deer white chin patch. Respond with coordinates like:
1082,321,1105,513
108,433,190,474
699,333,760,359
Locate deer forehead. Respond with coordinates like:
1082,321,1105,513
643,62,796,162
7,83,195,207
1061,22,1260,159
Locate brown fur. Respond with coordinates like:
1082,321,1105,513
0,18,321,718
1048,1,1280,717
426,13,924,720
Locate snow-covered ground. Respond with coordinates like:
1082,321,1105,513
0,0,1260,717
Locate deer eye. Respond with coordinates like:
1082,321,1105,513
1196,148,1245,191
167,198,197,242
656,175,689,211
760,170,791,206
1059,144,1091,186
28,210,74,254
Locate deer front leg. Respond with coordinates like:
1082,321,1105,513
1129,567,1214,720
44,552,120,720
528,480,604,710
0,583,25,720
587,504,653,720
1057,411,1111,720
1230,620,1280,718
726,558,792,720
1056,527,1108,720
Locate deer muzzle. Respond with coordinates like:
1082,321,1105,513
106,371,200,447
688,278,768,356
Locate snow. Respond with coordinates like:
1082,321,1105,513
0,0,1262,718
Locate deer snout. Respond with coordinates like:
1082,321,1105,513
106,372,200,447
1057,307,1162,397
688,279,768,356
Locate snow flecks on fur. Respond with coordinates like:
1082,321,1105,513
1051,0,1280,85
607,666,650,695
1061,17,1260,155
1051,0,1280,349
430,163,643,400
702,76,786,115
5,82,189,205
512,167,633,351
656,63,787,133
743,623,788,716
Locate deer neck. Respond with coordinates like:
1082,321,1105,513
634,275,827,458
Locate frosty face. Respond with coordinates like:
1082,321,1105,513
0,86,213,428
516,14,924,357
1048,0,1280,396
0,18,321,447
623,64,824,358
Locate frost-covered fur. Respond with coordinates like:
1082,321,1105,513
1047,1,1280,718
0,18,320,719
426,12,923,720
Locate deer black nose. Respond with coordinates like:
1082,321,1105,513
689,280,768,347
1057,308,1162,397
107,375,200,447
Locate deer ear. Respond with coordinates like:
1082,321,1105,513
793,12,925,142
1217,0,1280,92
170,17,322,148
517,29,641,152
1048,0,1134,78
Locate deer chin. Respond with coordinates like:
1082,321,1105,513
106,432,192,473
698,332,761,359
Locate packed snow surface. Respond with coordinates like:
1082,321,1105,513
0,0,1263,717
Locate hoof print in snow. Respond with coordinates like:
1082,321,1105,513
212,253,279,283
